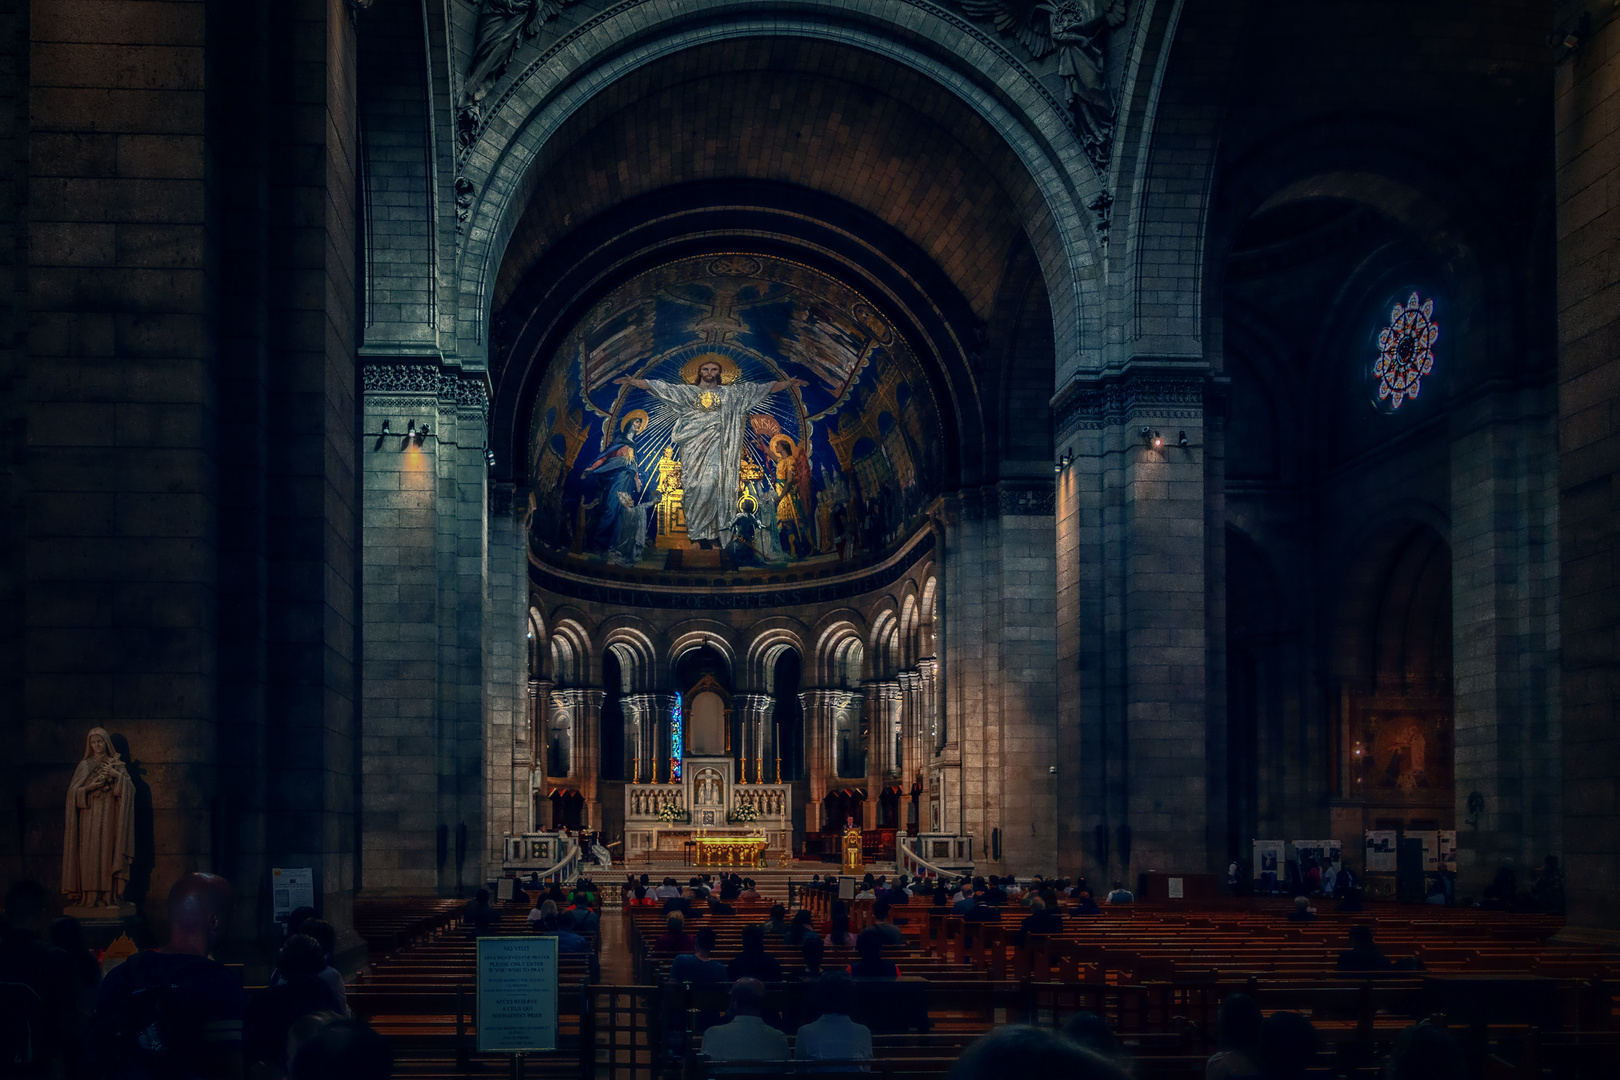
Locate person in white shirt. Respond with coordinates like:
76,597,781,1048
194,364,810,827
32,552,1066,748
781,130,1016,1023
794,971,873,1068
701,978,789,1064
1105,880,1134,903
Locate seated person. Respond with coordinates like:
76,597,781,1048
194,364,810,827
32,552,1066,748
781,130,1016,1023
847,929,899,979
793,972,873,1065
652,912,696,954
700,978,788,1064
726,925,784,983
783,909,817,946
1205,993,1263,1080
705,892,736,917
1018,897,1065,944
868,900,906,946
1072,890,1102,915
567,897,600,935
1105,881,1134,903
739,879,762,902
1286,896,1316,922
1335,925,1393,972
246,934,344,1072
668,928,729,984
963,894,1002,922
795,937,827,982
719,874,743,901
758,904,789,936
824,913,858,948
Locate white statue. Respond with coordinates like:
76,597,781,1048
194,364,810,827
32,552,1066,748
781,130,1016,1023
62,727,135,908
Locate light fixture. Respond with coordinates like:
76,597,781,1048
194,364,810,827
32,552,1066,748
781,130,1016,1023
406,420,428,448
1053,448,1072,473
1178,431,1189,448
1142,428,1162,450
485,448,496,467
373,420,390,452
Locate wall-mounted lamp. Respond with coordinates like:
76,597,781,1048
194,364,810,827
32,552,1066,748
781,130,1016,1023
1141,427,1163,451
1177,431,1189,448
405,420,429,448
485,448,497,467
373,420,391,452
1053,448,1073,474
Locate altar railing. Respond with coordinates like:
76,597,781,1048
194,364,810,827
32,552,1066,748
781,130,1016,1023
898,833,974,879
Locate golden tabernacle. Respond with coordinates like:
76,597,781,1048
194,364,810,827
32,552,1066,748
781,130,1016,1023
841,826,863,872
691,835,767,867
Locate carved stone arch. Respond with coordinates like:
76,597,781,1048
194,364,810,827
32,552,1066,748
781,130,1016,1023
453,3,1104,379
665,623,738,688
742,620,810,694
527,607,547,678
919,571,939,659
868,605,900,682
549,616,594,687
811,613,867,689
898,588,921,671
598,620,658,694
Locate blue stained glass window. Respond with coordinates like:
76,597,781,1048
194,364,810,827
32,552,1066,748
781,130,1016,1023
671,696,683,781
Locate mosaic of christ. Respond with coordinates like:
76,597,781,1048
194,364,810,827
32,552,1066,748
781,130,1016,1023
527,254,943,573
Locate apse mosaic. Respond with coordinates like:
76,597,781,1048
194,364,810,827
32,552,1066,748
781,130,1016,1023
1373,292,1438,410
527,254,942,575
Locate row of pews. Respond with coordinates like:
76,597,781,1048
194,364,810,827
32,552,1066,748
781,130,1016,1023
346,889,1618,1078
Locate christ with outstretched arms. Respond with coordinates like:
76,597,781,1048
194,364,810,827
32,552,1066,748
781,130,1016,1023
616,356,806,549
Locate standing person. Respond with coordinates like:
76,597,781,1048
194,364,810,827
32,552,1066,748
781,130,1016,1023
92,872,246,1080
793,972,873,1065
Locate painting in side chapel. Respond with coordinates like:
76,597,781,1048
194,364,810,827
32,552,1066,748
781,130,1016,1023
1350,707,1453,796
526,254,942,574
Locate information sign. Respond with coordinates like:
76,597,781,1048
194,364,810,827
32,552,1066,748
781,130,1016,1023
476,936,558,1053
838,876,857,901
271,868,315,927
1167,877,1184,899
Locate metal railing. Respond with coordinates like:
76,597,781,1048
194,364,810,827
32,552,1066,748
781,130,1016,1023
898,833,970,881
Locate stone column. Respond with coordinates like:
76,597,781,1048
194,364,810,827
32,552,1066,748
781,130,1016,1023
621,693,658,783
898,670,923,785
1449,387,1561,890
800,689,861,831
734,693,775,784
550,688,604,827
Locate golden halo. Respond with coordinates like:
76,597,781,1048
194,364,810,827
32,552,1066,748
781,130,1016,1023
679,352,741,385
619,408,649,433
769,434,797,460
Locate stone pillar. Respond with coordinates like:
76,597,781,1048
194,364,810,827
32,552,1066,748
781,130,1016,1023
735,693,775,784
800,689,861,831
898,670,923,786
1057,373,1211,882
1555,14,1620,931
1449,388,1561,890
550,688,604,826
622,693,658,783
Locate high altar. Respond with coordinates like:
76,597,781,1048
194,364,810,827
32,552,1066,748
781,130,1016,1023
623,756,791,859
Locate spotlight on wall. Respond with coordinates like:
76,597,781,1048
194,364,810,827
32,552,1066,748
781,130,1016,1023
1053,448,1072,474
1142,428,1163,451
1178,431,1189,448
373,420,390,452
406,420,428,448
485,448,497,467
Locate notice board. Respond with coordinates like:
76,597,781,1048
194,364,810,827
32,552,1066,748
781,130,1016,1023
476,935,558,1053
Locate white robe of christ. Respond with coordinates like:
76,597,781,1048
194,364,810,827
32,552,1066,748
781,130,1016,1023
643,379,774,546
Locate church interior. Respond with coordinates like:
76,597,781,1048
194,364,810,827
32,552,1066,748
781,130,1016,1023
2,0,1619,1076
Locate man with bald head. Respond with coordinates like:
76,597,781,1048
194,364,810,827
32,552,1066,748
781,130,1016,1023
93,872,246,1079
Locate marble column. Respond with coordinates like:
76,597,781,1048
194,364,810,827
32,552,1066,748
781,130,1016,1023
800,689,861,831
621,693,658,784
734,693,775,783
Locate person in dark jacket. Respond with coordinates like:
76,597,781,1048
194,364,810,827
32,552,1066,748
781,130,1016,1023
727,925,784,982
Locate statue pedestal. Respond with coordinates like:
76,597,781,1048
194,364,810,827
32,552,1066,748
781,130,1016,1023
62,902,136,923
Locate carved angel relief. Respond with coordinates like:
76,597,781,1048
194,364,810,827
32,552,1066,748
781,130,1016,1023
458,0,581,152
956,0,1128,169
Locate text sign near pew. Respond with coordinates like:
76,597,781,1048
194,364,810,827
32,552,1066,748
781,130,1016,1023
476,936,558,1053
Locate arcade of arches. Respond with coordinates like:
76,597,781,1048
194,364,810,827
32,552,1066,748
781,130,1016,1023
0,0,1618,952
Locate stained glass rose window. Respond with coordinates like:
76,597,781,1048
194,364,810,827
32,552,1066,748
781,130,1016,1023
1374,292,1438,409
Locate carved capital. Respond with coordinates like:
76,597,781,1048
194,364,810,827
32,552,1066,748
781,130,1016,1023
1052,370,1208,437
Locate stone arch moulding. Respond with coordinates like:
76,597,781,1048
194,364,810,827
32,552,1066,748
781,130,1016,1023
451,2,1105,375
811,612,868,687
743,620,811,694
664,625,738,687
597,620,660,692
